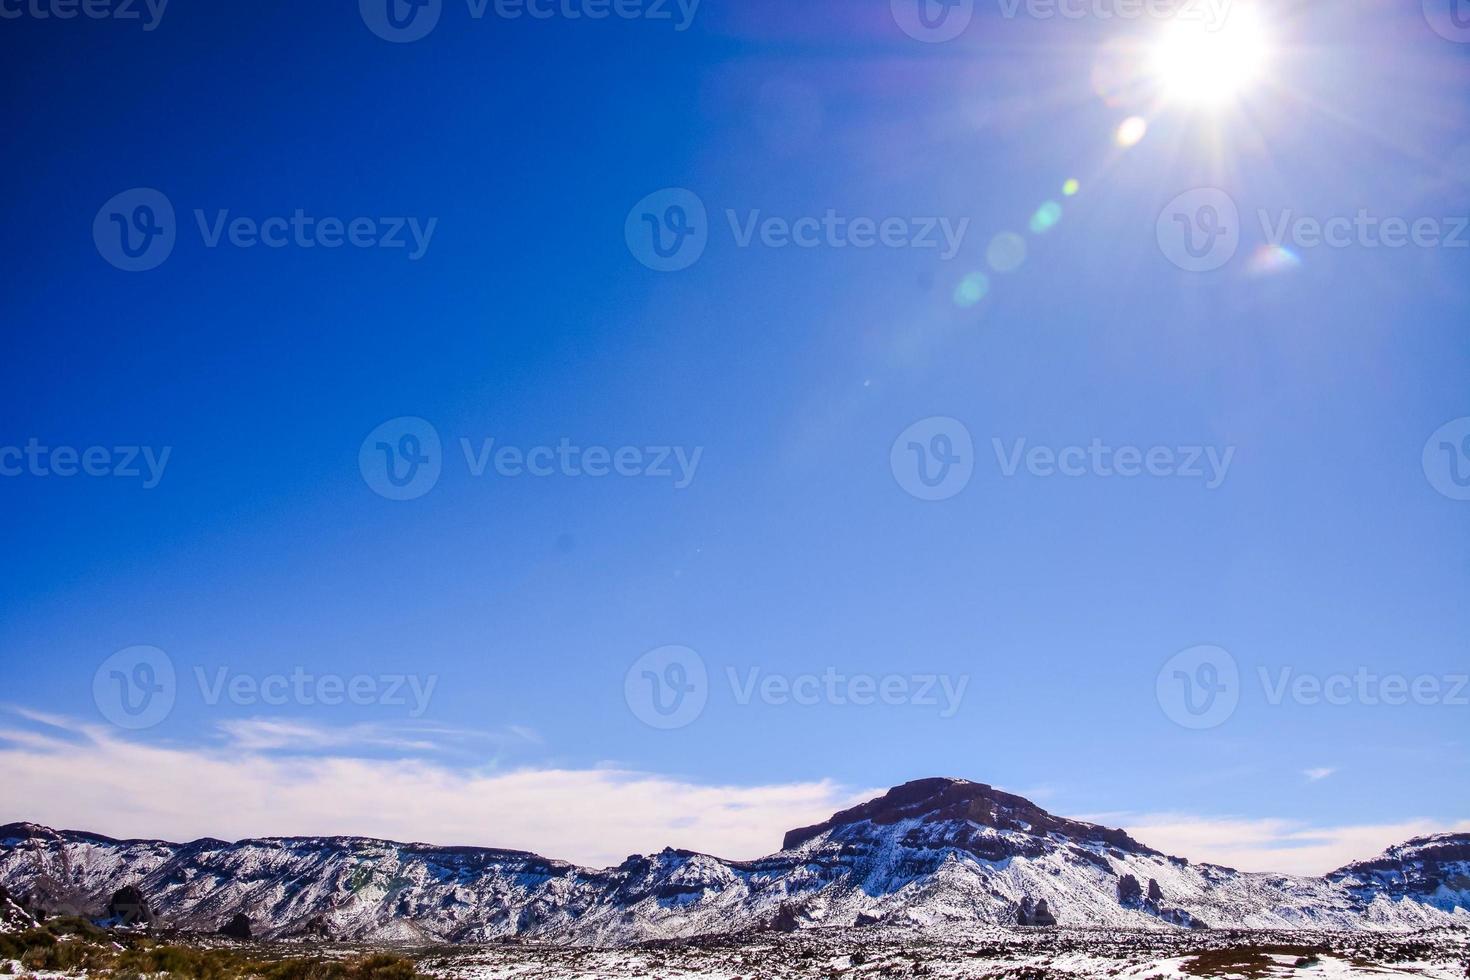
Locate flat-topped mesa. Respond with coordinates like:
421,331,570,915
781,777,1157,854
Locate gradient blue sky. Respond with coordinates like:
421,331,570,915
2,0,1468,873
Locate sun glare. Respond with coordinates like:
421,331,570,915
1150,7,1272,108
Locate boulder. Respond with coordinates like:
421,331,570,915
107,885,155,927
219,912,253,940
769,903,803,933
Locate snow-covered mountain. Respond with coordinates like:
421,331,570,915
2,778,1466,945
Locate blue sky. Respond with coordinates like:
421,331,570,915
1,0,1468,873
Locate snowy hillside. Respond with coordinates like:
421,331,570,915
2,778,1466,945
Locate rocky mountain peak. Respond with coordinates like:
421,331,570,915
1328,830,1470,910
781,777,1156,855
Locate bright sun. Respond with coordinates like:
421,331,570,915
1150,7,1272,107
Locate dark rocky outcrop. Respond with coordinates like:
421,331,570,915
219,912,253,939
289,914,332,938
1118,874,1143,905
107,885,155,926
1016,895,1057,926
1148,878,1164,902
769,903,804,933
0,885,39,930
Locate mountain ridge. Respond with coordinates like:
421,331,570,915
3,777,1467,945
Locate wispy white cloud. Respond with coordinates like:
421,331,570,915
1108,812,1470,876
0,712,861,868
213,717,539,754
1302,767,1336,782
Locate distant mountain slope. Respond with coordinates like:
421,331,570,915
2,778,1466,945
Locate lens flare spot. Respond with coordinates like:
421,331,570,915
1116,116,1148,147
1246,244,1302,276
987,233,1028,273
1063,179,1080,197
953,272,991,308
1030,201,1063,234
